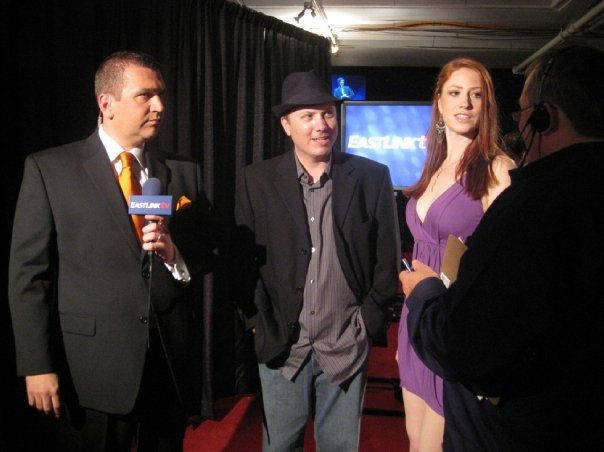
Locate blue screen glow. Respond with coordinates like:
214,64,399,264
341,101,432,188
331,75,366,101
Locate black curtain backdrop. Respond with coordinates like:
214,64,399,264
2,0,330,449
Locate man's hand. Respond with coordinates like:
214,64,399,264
25,373,61,417
142,215,176,264
399,259,438,297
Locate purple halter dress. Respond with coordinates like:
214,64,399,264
398,181,483,416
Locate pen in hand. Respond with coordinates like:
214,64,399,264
402,258,413,272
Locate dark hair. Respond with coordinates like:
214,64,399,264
525,45,604,138
405,57,507,200
94,51,163,99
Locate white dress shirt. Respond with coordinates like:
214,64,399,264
98,125,190,283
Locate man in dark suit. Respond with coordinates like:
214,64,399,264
333,76,355,100
8,51,216,452
234,71,400,451
400,45,604,451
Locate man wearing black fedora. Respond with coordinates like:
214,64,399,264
234,70,400,451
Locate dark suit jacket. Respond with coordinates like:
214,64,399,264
406,143,603,451
234,150,400,364
9,131,216,415
333,86,354,99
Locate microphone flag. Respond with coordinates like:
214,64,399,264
128,177,173,215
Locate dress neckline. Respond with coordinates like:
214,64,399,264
416,181,460,224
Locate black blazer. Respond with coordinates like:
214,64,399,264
405,144,604,450
9,131,216,415
234,150,400,363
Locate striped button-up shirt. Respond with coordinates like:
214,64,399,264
282,157,369,385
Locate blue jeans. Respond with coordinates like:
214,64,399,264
258,354,368,452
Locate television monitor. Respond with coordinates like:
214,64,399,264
341,101,432,189
331,74,366,101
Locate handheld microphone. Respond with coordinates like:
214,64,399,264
128,178,173,215
131,178,173,334
135,179,185,396
142,177,162,197
129,178,172,260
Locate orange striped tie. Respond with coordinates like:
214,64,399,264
118,151,144,244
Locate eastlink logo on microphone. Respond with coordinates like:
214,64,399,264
128,195,173,215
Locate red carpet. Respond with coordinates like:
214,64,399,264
185,322,409,451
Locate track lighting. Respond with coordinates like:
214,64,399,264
293,1,339,55
294,2,315,23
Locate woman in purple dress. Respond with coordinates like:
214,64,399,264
397,58,516,452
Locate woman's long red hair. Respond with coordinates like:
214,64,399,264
405,58,506,200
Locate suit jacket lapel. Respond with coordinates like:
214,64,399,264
274,153,308,235
82,133,143,256
332,153,358,230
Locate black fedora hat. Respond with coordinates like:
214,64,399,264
272,71,339,117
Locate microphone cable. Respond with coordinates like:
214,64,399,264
516,121,538,167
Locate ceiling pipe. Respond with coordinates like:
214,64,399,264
512,1,604,74
309,0,339,54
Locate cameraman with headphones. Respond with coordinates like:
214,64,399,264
399,44,604,451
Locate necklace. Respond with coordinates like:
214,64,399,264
431,159,459,193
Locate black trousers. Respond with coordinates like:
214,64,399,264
65,328,186,452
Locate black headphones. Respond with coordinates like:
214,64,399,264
527,56,555,132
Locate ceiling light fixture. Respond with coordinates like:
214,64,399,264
293,0,339,54
294,2,315,23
